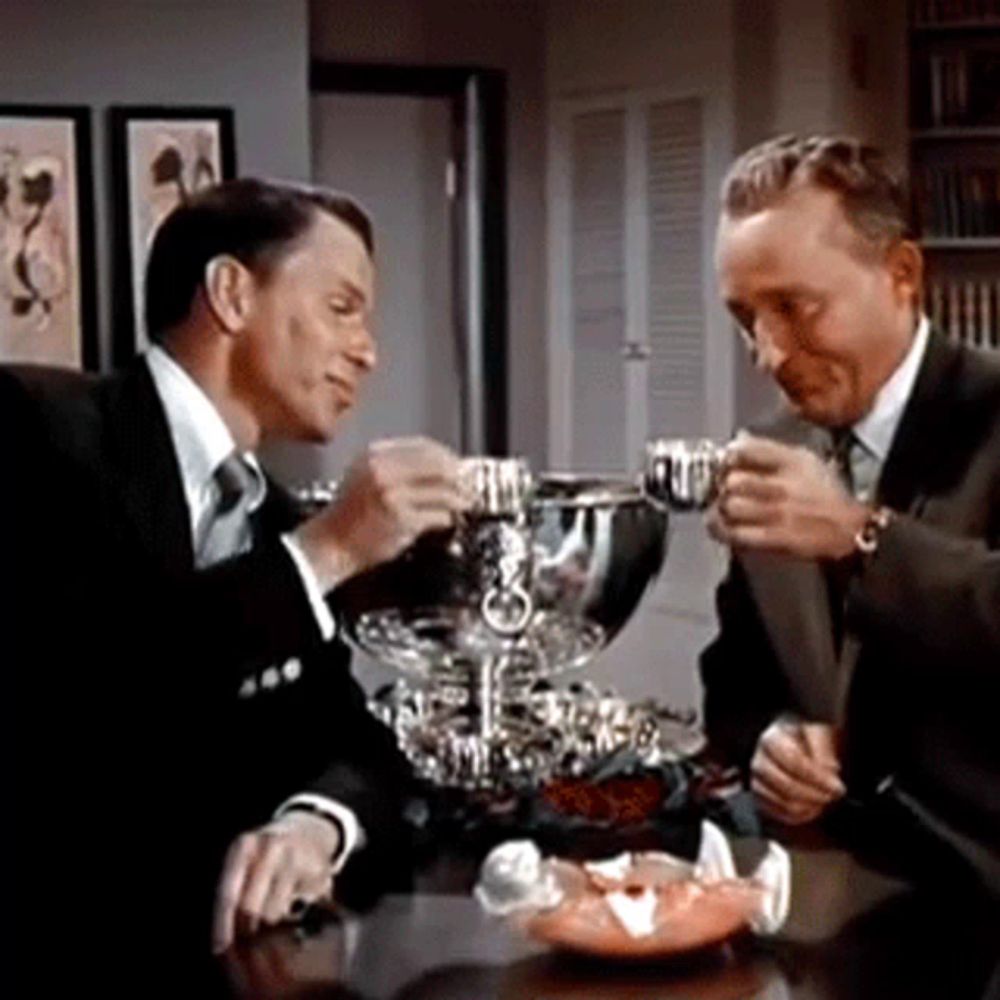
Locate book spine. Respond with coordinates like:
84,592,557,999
995,280,1000,347
980,281,993,348
964,280,978,346
949,281,963,341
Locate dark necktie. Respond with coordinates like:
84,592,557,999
826,429,858,653
196,453,258,568
829,428,856,495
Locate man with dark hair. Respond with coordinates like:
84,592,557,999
5,177,466,975
699,134,1000,898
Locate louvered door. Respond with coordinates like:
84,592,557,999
549,90,729,711
568,108,628,473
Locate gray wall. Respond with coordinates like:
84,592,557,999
0,0,311,370
310,0,549,471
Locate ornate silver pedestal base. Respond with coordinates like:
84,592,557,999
369,676,704,790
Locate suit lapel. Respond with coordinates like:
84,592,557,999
101,361,194,574
834,331,961,718
874,331,963,514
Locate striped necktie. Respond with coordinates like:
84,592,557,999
829,428,856,494
826,429,859,654
196,453,259,567
830,428,880,502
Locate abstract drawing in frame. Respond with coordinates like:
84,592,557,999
110,106,235,362
0,105,97,370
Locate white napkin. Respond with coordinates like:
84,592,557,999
604,888,659,937
475,839,565,916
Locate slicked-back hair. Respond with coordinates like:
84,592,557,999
720,134,914,255
144,177,374,343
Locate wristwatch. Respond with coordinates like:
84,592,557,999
854,506,893,556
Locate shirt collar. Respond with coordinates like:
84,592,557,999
145,345,266,511
851,315,930,463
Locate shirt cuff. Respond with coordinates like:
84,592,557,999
280,534,337,642
274,793,367,875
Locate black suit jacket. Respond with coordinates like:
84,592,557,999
700,333,1000,899
3,361,412,981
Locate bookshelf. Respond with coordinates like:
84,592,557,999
909,0,1000,351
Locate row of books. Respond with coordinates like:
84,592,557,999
926,279,1000,348
911,49,1000,126
911,0,1000,25
912,164,1000,236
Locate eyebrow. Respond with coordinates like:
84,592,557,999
332,277,368,305
762,283,821,299
727,284,819,307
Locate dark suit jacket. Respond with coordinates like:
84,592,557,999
3,361,412,983
700,333,1000,899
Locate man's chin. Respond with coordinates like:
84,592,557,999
290,414,340,444
310,416,343,443
306,400,354,442
784,392,846,428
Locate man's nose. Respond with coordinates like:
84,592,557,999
350,325,377,372
752,321,789,374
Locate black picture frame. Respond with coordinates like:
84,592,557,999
0,104,98,370
109,105,236,365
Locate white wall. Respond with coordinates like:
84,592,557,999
310,0,549,471
0,0,312,370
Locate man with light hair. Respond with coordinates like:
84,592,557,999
699,134,1000,899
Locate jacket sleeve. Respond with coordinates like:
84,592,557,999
698,557,794,773
296,640,414,891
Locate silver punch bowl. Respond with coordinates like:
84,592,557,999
336,463,671,789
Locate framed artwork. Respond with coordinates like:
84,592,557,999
0,105,97,370
110,106,236,362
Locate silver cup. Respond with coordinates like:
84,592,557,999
643,438,726,511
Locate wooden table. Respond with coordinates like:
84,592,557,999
220,841,1000,999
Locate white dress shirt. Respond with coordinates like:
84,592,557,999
846,316,931,501
145,346,364,866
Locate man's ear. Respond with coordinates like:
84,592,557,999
203,255,256,334
886,239,924,310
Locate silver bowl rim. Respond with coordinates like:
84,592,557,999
644,437,720,458
533,473,653,509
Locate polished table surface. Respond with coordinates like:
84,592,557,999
221,842,1000,999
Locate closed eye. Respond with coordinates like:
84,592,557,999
328,295,360,317
771,292,823,324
